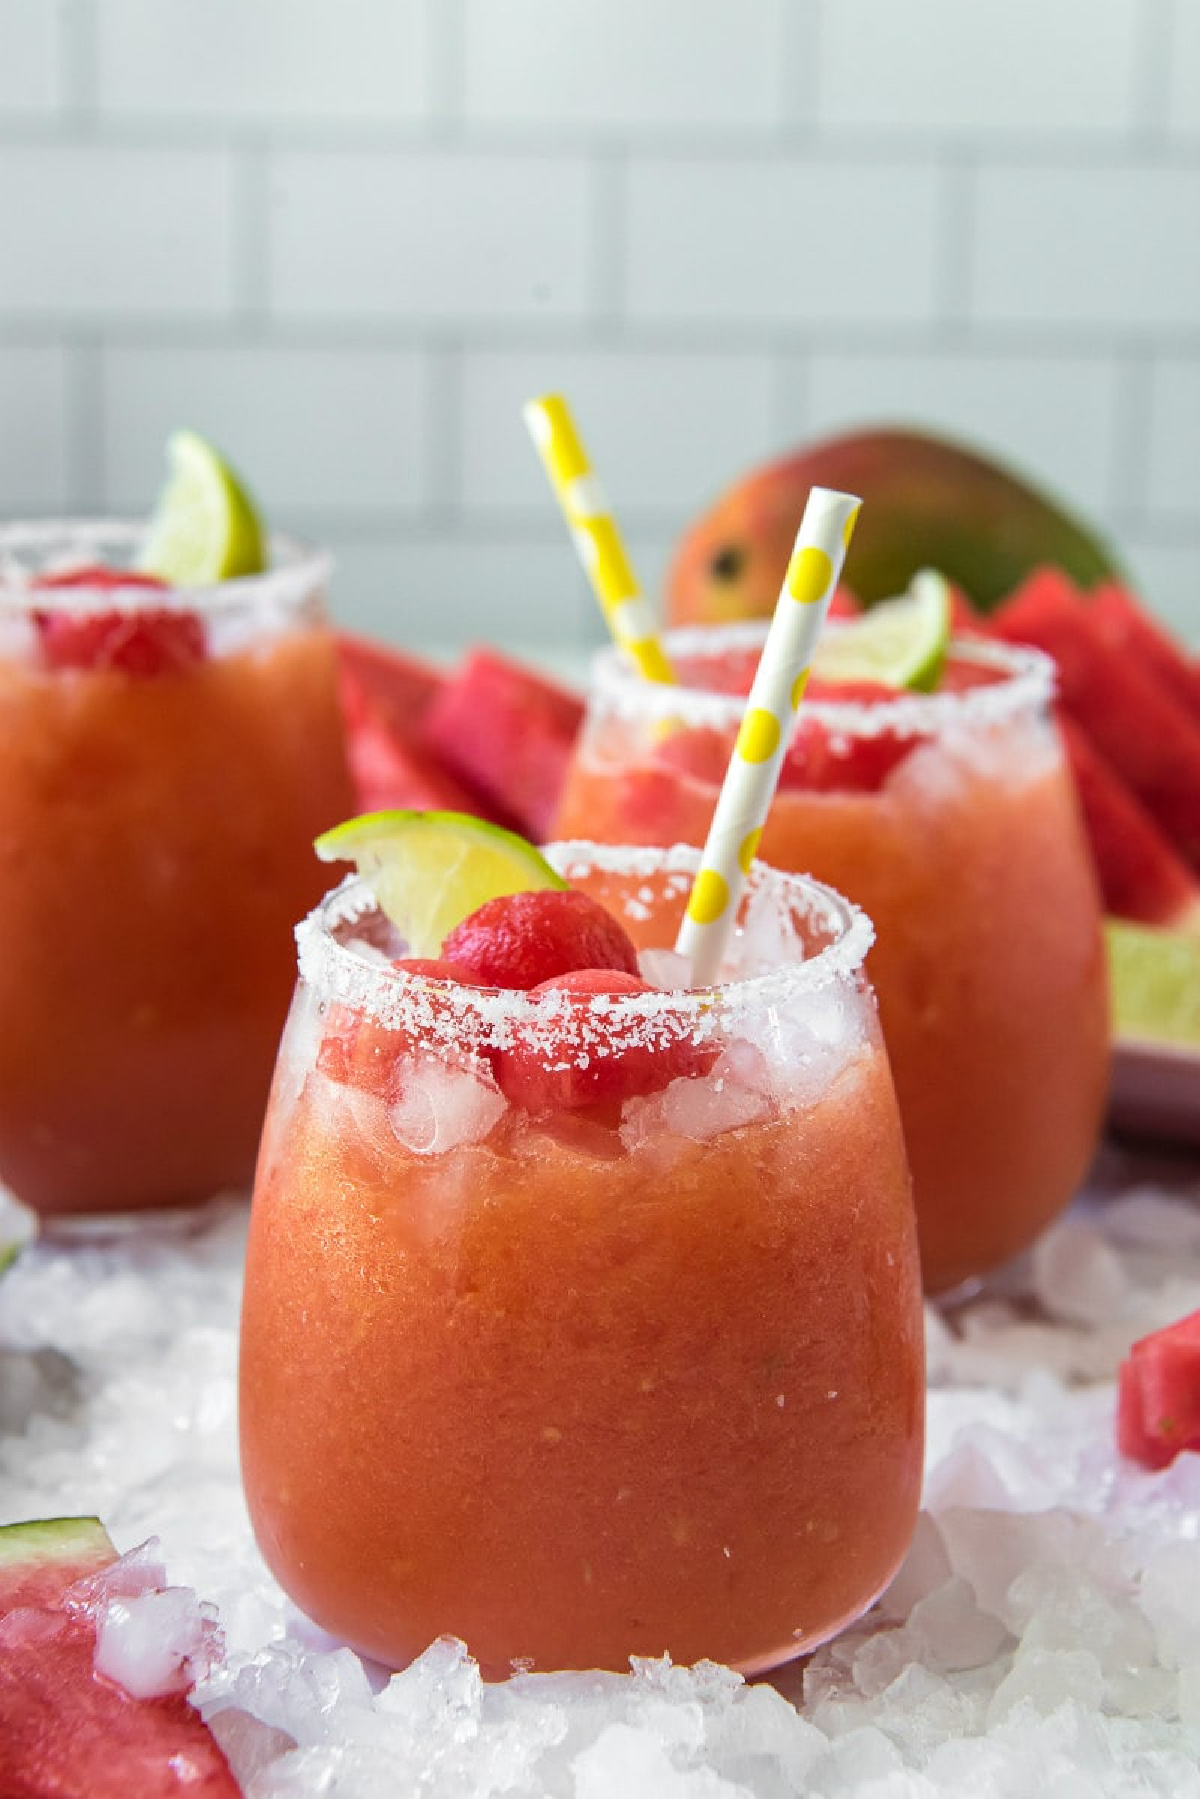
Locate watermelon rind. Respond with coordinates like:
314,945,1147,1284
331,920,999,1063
0,1188,35,1276
1106,919,1200,1051
0,1515,116,1609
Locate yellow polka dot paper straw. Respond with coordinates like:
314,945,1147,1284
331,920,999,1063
675,485,861,986
523,393,676,685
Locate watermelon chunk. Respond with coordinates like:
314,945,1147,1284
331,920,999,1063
33,608,207,676
992,570,1200,872
1117,1310,1200,1470
494,969,716,1112
1089,583,1200,719
1058,718,1200,931
342,705,502,820
0,1518,240,1799
424,648,585,843
780,709,921,794
336,633,514,823
0,1516,117,1616
335,632,444,737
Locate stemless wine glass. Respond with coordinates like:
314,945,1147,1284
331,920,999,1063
0,521,355,1216
239,842,924,1677
554,625,1111,1295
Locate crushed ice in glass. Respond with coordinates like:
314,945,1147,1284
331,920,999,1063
2,1140,1199,1796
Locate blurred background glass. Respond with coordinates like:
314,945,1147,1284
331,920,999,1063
0,0,1195,659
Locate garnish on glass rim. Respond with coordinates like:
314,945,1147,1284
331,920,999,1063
314,808,567,960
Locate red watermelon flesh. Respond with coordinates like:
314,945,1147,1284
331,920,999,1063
342,703,506,822
1059,717,1200,931
1118,1309,1200,1471
335,632,444,737
992,569,1200,872
424,647,585,843
0,1516,116,1616
1088,583,1200,718
0,1608,240,1799
0,1519,240,1799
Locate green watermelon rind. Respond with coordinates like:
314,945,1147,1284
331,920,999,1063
0,1515,116,1608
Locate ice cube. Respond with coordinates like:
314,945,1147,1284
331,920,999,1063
94,1586,220,1699
1139,1539,1200,1670
877,1512,953,1622
387,1057,505,1155
572,1720,725,1798
655,1062,773,1143
704,1681,827,1782
907,1576,1009,1672
204,1707,298,1788
1032,1218,1129,1327
1179,1664,1200,1730
638,947,693,990
938,1507,1110,1627
987,1648,1104,1723
377,1635,483,1741
821,1723,904,1787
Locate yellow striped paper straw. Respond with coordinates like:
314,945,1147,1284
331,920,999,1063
675,485,861,986
523,393,676,684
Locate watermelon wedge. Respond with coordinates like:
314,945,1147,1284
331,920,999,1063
423,648,585,843
1089,583,1200,719
992,570,1200,872
335,632,445,737
1058,718,1200,932
342,705,503,821
1118,1310,1200,1470
0,1517,240,1799
336,633,519,824
0,1515,116,1614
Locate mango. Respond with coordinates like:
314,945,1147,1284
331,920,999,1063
666,425,1124,625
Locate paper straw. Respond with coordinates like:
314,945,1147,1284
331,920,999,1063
524,393,675,685
675,486,861,986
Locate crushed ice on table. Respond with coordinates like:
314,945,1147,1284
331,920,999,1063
2,1141,1200,1796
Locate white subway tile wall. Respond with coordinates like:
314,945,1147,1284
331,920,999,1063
0,0,1194,649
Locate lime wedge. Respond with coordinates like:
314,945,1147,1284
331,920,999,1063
315,809,568,958
138,430,266,585
813,569,952,692
1106,918,1200,1050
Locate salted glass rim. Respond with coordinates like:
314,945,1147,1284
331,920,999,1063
0,518,330,615
295,841,875,1053
588,620,1057,738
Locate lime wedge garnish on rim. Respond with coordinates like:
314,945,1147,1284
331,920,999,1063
813,569,952,692
138,430,266,585
1106,918,1200,1050
315,810,568,959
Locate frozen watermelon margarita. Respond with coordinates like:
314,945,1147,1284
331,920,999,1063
0,518,354,1216
554,624,1111,1295
239,840,924,1676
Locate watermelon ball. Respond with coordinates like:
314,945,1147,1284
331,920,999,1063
441,888,640,990
393,956,478,982
495,968,715,1112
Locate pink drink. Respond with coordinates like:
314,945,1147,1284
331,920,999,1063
0,521,354,1215
240,845,924,1675
554,626,1111,1294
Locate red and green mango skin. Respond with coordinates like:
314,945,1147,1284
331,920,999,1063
666,426,1124,625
